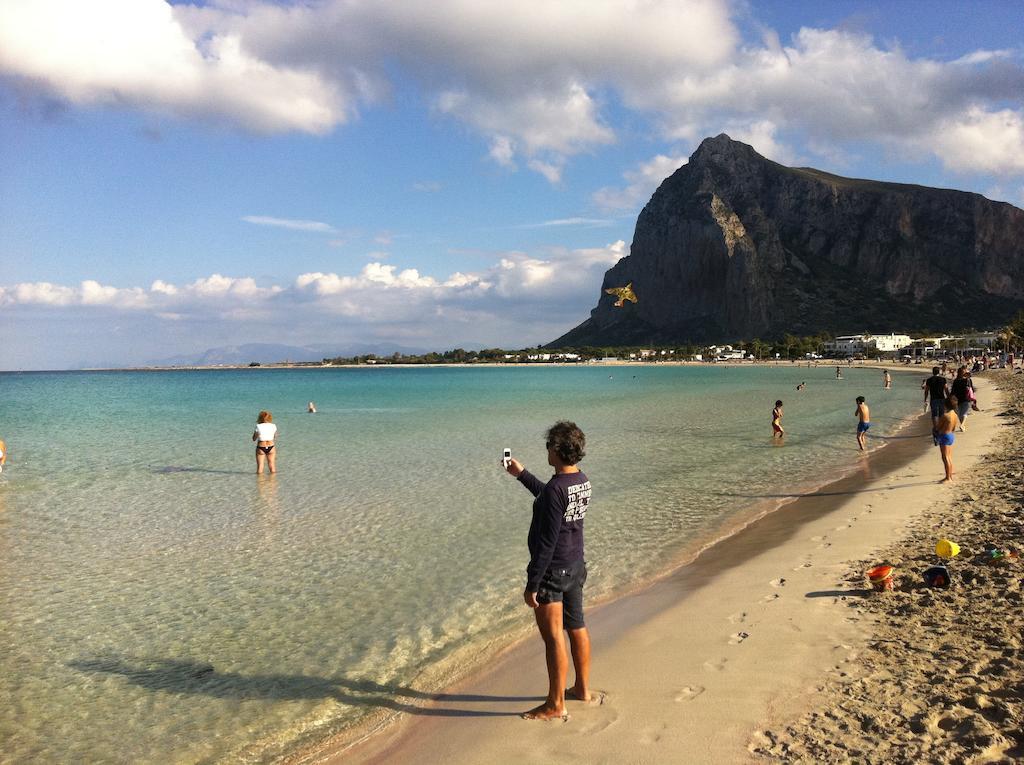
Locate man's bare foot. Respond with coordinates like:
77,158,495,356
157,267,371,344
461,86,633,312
566,688,605,705
940,477,953,483
521,703,568,721
565,687,590,702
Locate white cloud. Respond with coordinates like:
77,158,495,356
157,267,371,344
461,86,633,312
953,50,1014,66
242,215,336,232
3,1,1023,183
594,154,689,212
2,274,283,312
0,0,346,134
722,119,796,165
526,158,564,185
0,239,633,366
930,108,1024,174
1,240,627,334
646,27,1024,175
412,181,442,193
520,218,613,229
0,0,732,168
488,135,516,168
10,281,77,306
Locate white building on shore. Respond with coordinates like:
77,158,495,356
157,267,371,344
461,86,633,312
824,333,912,356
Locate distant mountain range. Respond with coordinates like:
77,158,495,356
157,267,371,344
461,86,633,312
552,134,1024,347
144,342,432,367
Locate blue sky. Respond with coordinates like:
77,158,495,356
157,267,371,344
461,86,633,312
2,0,1023,369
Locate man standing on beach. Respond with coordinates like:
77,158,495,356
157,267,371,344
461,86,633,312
923,366,949,433
855,396,870,451
505,421,593,721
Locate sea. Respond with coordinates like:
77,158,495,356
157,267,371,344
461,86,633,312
0,364,925,763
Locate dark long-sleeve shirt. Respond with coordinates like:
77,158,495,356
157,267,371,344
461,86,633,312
518,469,591,591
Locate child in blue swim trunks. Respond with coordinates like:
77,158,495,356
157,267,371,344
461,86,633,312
935,396,960,482
855,396,870,451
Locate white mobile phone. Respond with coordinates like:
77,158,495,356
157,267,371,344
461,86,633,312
502,447,512,467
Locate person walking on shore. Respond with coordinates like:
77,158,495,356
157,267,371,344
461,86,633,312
772,400,785,438
855,396,871,451
923,366,950,435
950,367,974,431
252,410,278,474
504,421,593,721
936,396,960,482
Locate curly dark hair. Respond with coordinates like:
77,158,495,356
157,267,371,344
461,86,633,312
545,420,586,465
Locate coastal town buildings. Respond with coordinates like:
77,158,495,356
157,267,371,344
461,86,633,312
823,333,912,355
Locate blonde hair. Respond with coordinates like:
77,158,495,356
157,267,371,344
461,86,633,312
257,410,273,423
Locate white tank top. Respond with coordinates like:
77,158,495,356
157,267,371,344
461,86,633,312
255,422,277,441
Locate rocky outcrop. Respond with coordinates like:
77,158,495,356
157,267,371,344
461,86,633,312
551,134,1024,347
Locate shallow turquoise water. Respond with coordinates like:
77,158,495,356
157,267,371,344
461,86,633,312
0,365,923,762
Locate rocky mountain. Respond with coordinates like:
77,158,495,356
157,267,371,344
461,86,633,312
552,134,1024,347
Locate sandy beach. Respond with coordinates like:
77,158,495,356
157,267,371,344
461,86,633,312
293,369,1021,764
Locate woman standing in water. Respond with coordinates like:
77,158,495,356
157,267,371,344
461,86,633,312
504,421,593,721
252,410,278,474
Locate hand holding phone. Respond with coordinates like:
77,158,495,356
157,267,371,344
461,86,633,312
502,447,512,468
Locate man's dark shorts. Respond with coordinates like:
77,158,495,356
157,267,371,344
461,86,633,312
930,398,945,419
536,559,587,630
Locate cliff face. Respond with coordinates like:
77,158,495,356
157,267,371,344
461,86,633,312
552,134,1024,347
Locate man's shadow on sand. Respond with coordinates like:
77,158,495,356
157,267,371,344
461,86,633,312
68,657,533,717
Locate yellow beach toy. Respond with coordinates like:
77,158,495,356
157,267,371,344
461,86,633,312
935,540,960,559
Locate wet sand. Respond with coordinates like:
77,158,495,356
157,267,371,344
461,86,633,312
293,374,1009,764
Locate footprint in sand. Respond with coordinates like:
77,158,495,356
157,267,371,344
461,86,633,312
763,592,781,602
727,611,748,624
703,657,729,672
769,577,787,588
792,562,813,571
809,535,823,542
573,702,620,736
728,631,750,645
833,525,849,532
675,685,706,702
637,721,667,744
